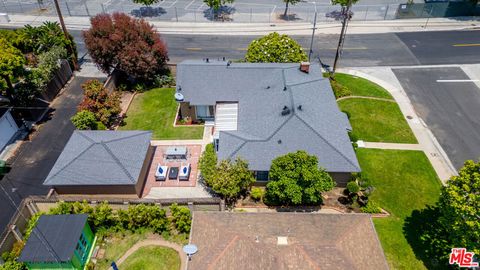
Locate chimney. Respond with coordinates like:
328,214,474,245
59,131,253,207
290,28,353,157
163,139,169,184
300,62,310,73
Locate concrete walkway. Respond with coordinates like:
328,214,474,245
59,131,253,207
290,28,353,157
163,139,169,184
336,95,396,103
1,14,479,35
361,142,423,151
338,67,458,184
114,235,186,270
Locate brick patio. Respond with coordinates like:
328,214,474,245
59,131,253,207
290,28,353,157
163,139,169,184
142,145,201,197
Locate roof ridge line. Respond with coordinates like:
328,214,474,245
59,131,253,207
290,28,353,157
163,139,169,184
45,143,96,183
286,78,324,88
77,131,96,143
101,142,137,184
102,131,151,144
294,114,360,171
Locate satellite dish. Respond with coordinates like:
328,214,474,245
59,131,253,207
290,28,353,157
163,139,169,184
174,92,184,102
183,244,198,261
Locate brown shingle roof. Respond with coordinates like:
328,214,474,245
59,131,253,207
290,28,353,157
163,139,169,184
188,212,389,270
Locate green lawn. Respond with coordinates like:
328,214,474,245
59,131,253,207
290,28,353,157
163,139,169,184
120,88,204,140
333,73,393,99
96,231,147,270
356,149,442,270
338,98,417,143
120,246,181,270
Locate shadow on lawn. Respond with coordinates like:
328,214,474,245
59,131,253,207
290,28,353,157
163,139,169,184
403,206,451,270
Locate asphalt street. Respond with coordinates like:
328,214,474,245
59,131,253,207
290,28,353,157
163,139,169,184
392,67,480,169
0,76,96,236
72,29,480,67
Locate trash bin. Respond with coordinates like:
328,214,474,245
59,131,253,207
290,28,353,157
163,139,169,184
0,160,7,175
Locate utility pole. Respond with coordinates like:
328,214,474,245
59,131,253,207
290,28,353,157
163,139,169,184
332,0,352,74
308,11,317,62
53,0,78,70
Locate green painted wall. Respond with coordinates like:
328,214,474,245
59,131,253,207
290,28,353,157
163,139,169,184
26,222,95,270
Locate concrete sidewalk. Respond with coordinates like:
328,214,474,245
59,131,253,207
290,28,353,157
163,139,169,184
361,142,423,151
1,14,479,35
339,67,458,184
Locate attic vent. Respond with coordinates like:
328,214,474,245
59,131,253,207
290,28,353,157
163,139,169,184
277,139,282,144
297,105,303,111
277,236,288,245
281,106,291,116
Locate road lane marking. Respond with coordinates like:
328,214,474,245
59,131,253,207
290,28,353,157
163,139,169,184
452,43,480,47
326,47,368,50
436,79,479,82
185,48,202,51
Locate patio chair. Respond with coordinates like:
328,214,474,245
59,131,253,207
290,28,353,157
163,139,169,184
155,164,168,181
179,163,191,181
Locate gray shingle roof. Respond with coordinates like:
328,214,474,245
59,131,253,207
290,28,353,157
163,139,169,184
177,60,360,172
18,214,88,263
43,131,152,186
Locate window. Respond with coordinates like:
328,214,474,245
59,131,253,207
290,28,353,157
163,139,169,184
255,171,269,182
196,105,213,120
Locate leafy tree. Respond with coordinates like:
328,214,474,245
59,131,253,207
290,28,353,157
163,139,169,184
331,0,359,6
265,151,335,206
209,158,255,205
245,32,307,63
0,39,25,100
71,110,99,130
169,203,192,234
250,187,265,202
203,0,234,13
83,13,168,81
437,160,480,255
132,0,160,6
283,0,301,18
199,143,218,186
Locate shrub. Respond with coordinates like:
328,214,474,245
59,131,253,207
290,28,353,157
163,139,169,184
153,74,175,88
250,187,264,202
330,79,352,99
245,32,307,63
265,151,335,206
96,121,107,130
347,132,358,143
361,201,382,214
78,80,121,127
199,143,217,186
24,212,43,240
346,181,360,194
169,203,192,234
0,260,26,270
71,110,98,130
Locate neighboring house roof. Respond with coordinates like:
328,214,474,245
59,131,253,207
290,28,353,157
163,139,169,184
176,60,359,172
189,212,389,270
18,214,88,263
43,130,152,186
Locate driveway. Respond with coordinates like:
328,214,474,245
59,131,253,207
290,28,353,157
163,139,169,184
392,67,480,169
0,76,99,236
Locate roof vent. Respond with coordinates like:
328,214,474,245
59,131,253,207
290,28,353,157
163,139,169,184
297,105,303,111
222,57,226,61
277,236,288,246
266,86,271,89
283,86,287,91
205,58,209,63
227,61,231,66
300,62,310,73
255,236,260,243
281,106,291,116
278,139,282,144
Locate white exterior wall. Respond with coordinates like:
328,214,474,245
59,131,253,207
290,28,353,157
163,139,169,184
0,110,18,151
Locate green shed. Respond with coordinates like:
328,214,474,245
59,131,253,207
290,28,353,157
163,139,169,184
18,214,95,270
